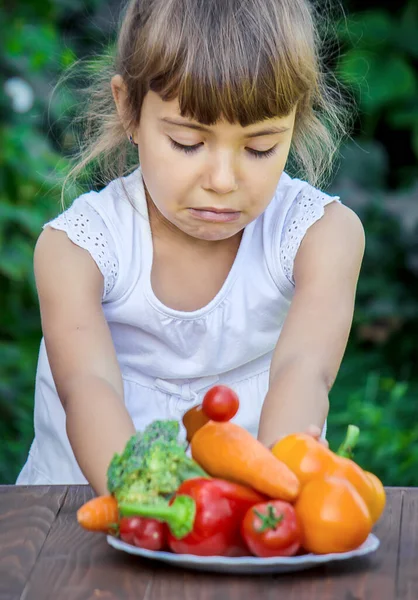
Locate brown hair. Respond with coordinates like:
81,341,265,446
60,0,353,203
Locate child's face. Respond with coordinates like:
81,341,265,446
135,91,296,242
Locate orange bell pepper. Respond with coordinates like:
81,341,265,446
364,471,386,524
326,458,376,521
295,476,372,554
272,425,385,525
270,431,336,486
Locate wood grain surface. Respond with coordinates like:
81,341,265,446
0,486,416,600
0,485,68,600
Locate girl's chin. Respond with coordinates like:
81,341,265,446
185,223,244,242
154,210,245,242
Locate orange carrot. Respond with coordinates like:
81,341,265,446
77,495,119,532
191,421,300,501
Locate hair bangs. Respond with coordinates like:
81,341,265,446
150,60,304,127
146,0,310,126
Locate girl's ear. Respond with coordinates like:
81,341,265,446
111,74,131,137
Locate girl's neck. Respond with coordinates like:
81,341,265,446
145,191,244,312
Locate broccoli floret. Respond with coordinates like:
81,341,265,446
114,478,162,506
107,419,208,504
143,440,207,494
107,420,182,494
144,441,187,493
140,419,180,446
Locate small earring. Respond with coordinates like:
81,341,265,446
129,135,138,147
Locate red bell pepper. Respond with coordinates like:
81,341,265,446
119,477,266,556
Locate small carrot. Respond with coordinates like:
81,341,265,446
191,421,300,501
77,495,119,532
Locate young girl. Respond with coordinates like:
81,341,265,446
17,0,364,495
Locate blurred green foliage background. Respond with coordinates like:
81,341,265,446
1,1,417,485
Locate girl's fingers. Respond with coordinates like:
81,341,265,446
305,424,322,438
305,424,329,448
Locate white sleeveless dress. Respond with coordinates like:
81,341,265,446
16,168,339,484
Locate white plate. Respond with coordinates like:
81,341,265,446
107,533,380,574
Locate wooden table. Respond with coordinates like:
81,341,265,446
0,485,416,600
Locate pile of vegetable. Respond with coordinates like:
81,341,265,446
77,385,386,558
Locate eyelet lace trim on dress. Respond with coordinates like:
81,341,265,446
280,190,339,285
45,208,118,298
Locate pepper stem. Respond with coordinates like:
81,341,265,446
336,425,360,459
118,495,196,539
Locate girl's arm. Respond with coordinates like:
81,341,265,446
34,228,136,495
257,201,365,449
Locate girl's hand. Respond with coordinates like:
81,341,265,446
304,424,329,448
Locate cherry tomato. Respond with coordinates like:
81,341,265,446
202,385,239,422
241,501,301,558
119,517,166,551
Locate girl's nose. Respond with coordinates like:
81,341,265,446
204,152,238,195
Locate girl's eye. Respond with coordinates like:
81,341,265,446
169,138,278,159
246,145,278,159
169,138,202,154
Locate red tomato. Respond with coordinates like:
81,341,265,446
202,385,239,422
119,517,166,551
241,501,301,558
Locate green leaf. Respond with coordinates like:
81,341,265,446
338,51,417,111
413,121,418,160
337,10,393,48
61,47,77,69
0,239,34,281
387,97,418,129
395,2,418,59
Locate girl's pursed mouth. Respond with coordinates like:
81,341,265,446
188,208,241,222
192,207,239,214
